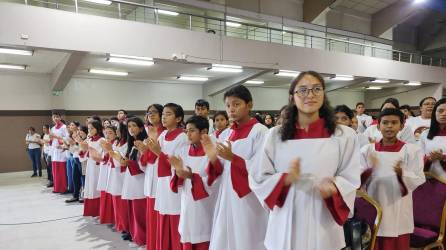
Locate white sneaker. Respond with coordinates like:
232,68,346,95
128,242,139,248
138,246,146,250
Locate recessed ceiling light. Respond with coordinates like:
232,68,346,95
245,80,264,84
82,0,111,5
405,81,422,86
0,63,26,70
371,79,390,83
366,86,382,90
274,70,300,77
89,69,128,76
208,64,243,73
177,76,209,81
157,9,179,16
332,74,354,81
0,48,33,56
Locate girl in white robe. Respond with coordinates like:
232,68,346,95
420,98,446,179
250,71,360,250
49,113,70,193
211,111,230,142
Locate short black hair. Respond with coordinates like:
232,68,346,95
118,109,128,115
110,117,119,122
334,105,354,119
91,115,102,123
380,98,400,110
195,99,210,110
378,108,404,124
186,115,209,132
164,103,184,127
213,111,228,121
79,125,88,135
419,96,436,107
356,102,365,108
223,85,252,103
52,111,61,117
400,104,411,110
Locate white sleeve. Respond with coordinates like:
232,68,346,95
399,125,416,144
402,144,426,192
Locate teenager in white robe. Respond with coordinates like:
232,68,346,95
145,103,188,250
79,120,105,217
211,111,230,142
208,85,269,250
334,104,369,148
363,98,415,144
169,116,222,250
49,113,70,193
195,99,215,135
406,97,437,140
250,71,360,250
420,98,446,179
356,102,373,133
360,108,425,249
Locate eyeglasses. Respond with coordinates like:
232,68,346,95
293,85,324,97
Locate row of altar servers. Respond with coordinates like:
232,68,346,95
45,84,446,250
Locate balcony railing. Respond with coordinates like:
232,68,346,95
2,0,445,67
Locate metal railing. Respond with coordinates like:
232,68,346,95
2,0,445,68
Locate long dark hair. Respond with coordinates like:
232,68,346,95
427,98,446,140
126,117,148,160
118,122,128,145
88,120,104,137
146,103,164,126
280,71,336,141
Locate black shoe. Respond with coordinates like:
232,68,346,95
38,171,42,177
61,191,71,194
31,173,37,177
121,232,132,241
78,199,84,203
52,191,59,193
65,197,79,203
46,182,53,188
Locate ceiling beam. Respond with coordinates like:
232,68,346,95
51,51,86,91
303,0,336,23
325,77,373,92
371,0,419,37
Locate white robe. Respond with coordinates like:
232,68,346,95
420,130,446,179
356,114,373,133
209,121,269,250
121,147,145,200
363,124,416,144
141,152,159,199
105,142,127,196
50,124,69,162
154,130,188,215
406,116,431,140
360,142,425,237
175,145,221,244
80,137,105,199
250,125,360,250
96,153,109,192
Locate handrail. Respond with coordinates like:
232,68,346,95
4,0,445,67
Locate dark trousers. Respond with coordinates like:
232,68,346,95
43,153,53,181
72,158,82,199
27,148,42,174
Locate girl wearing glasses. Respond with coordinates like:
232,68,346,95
250,71,360,250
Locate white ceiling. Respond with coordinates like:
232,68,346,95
0,47,433,92
335,0,399,15
0,49,68,74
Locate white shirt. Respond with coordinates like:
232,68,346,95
26,133,41,149
356,114,373,133
42,134,51,154
406,116,431,140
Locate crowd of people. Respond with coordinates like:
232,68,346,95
25,70,446,250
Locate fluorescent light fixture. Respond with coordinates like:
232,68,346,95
89,69,128,76
405,81,422,86
208,64,243,73
109,54,153,61
274,70,300,77
332,74,354,81
414,0,426,4
245,80,264,84
366,86,382,90
157,9,179,16
107,57,154,66
83,0,112,5
371,79,390,83
226,22,241,27
0,48,33,56
0,63,26,70
177,76,209,82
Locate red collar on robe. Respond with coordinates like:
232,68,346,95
371,119,378,125
437,128,446,136
189,143,205,156
165,127,184,141
215,128,225,139
375,139,405,152
91,135,101,142
229,118,258,141
55,122,63,129
294,118,330,139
